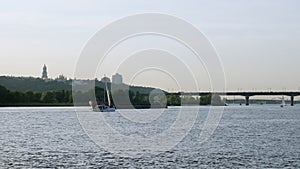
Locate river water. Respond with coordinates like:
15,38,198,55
0,106,299,168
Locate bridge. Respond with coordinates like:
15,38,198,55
169,91,300,106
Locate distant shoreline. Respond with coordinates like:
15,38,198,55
0,102,298,108
0,103,74,107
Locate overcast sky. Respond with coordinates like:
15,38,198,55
0,0,299,91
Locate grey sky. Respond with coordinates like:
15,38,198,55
0,0,299,91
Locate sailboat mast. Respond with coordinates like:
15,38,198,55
104,81,106,105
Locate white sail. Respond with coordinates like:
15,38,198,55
91,80,115,112
106,82,111,107
280,96,286,107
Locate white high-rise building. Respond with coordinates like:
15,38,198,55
112,73,123,84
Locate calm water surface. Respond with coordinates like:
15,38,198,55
0,106,299,168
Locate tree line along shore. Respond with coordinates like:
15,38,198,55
0,85,225,107
0,76,225,107
1,76,291,107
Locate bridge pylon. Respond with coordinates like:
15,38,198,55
245,96,250,106
291,96,294,106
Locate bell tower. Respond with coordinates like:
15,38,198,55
42,64,48,79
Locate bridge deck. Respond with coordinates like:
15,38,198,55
170,91,300,97
167,91,300,106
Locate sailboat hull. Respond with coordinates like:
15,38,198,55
93,105,115,112
280,96,286,107
90,81,116,112
102,107,116,112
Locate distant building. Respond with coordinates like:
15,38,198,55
55,74,67,82
42,64,48,79
101,76,110,83
112,73,123,84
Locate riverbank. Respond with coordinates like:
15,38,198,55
0,103,74,107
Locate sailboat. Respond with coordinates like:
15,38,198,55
89,82,116,112
280,96,286,108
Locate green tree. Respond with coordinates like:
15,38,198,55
200,94,225,106
133,91,144,105
167,94,181,106
25,91,34,102
41,91,57,103
33,92,42,102
211,94,225,106
65,90,73,103
181,96,199,105
10,91,26,103
0,85,9,103
54,90,66,103
200,94,211,105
